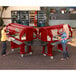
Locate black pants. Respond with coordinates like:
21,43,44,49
1,41,7,55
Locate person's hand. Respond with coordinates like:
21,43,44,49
56,36,61,40
58,37,61,40
7,38,11,41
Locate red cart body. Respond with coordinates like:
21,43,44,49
39,24,72,58
5,23,37,57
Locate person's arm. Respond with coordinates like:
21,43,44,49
59,37,63,41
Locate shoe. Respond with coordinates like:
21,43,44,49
2,54,6,56
66,57,69,59
60,58,66,60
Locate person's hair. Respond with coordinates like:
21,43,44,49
63,24,69,31
63,24,69,35
0,25,6,30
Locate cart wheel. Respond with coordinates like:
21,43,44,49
21,54,24,57
50,56,54,59
43,54,46,56
29,52,32,55
11,49,14,52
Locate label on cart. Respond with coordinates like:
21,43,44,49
8,37,15,41
12,40,23,45
15,28,19,32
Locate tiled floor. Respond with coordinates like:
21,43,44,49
0,39,76,70
0,29,76,70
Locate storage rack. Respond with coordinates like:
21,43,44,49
11,11,29,25
37,11,46,27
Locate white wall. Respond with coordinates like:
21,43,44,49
49,20,76,28
2,6,40,18
0,6,2,17
2,6,40,25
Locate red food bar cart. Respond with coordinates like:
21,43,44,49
39,24,72,59
5,23,37,57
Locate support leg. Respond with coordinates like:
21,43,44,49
28,46,32,55
47,43,53,59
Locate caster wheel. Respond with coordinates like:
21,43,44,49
29,52,32,55
11,49,14,52
21,54,24,57
50,56,53,59
43,54,46,56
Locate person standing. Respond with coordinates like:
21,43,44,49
1,25,7,56
60,24,70,60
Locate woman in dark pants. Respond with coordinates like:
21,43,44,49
1,41,7,55
1,25,7,56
